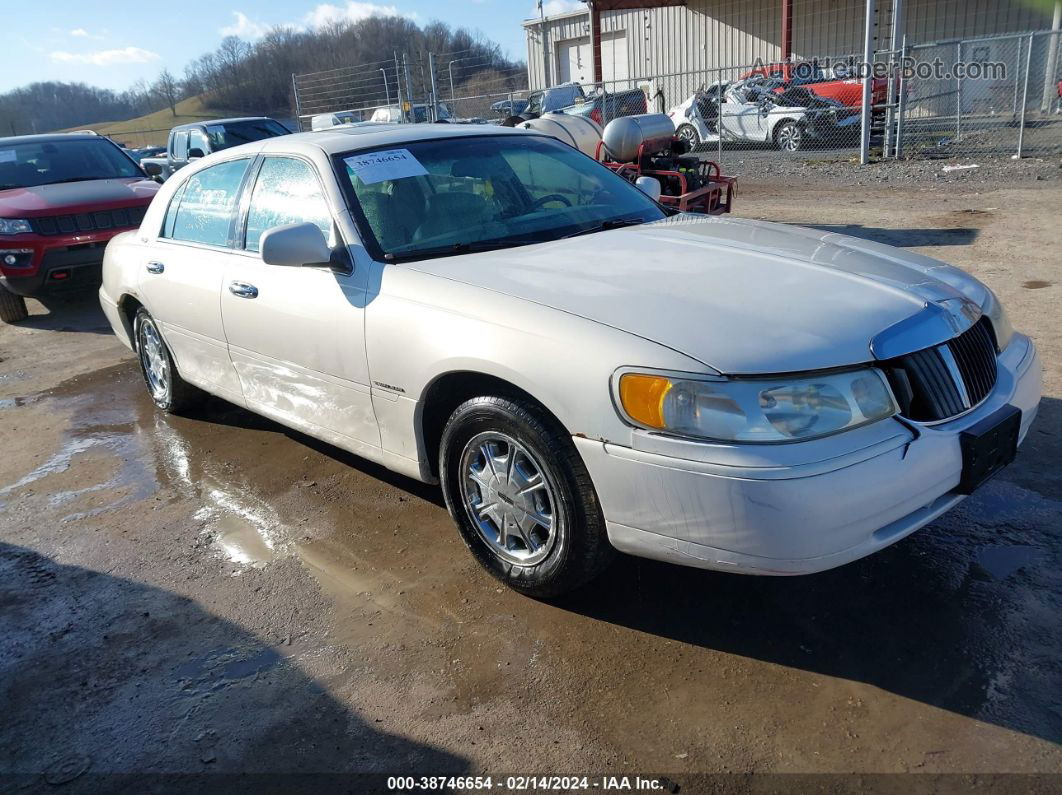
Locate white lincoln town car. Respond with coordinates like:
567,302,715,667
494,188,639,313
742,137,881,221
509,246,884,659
99,124,1041,596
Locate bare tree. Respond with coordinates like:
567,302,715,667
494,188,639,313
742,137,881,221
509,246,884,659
152,69,180,116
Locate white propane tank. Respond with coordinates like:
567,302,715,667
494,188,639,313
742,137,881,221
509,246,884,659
601,113,677,162
518,113,602,157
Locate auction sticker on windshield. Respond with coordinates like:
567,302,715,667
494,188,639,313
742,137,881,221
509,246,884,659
0,150,16,163
344,148,427,184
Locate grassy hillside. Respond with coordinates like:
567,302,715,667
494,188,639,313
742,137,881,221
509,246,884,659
62,95,250,147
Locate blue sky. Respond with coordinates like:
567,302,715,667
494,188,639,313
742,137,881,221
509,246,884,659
1,1,585,93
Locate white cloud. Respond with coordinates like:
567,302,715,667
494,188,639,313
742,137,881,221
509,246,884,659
68,27,108,40
218,3,414,40
302,2,415,29
220,11,272,39
49,47,161,66
533,0,584,17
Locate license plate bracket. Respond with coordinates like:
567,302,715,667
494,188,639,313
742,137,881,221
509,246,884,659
956,404,1021,495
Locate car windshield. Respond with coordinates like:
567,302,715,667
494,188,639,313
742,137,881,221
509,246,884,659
339,134,666,261
0,138,142,189
204,119,289,150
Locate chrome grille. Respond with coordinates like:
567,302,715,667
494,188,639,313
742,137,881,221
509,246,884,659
883,317,999,422
29,206,147,236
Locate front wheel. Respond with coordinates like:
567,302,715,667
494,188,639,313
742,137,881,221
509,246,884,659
676,123,701,150
774,120,804,152
0,284,28,324
134,308,201,413
439,396,614,598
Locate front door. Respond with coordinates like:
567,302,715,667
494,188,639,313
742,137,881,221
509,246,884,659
138,156,251,402
220,155,379,450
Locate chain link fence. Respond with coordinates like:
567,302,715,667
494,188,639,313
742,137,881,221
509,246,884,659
284,30,1059,170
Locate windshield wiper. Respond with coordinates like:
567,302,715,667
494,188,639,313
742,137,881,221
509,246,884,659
560,216,648,239
384,239,544,262
35,176,112,186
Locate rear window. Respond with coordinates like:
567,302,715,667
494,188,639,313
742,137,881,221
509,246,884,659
204,120,289,151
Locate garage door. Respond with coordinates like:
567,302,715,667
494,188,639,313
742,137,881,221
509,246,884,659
600,31,629,86
556,36,591,85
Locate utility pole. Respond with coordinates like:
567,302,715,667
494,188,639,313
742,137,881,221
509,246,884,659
394,51,404,115
859,0,877,165
428,53,441,120
539,0,551,87
403,53,415,123
1041,1,1061,112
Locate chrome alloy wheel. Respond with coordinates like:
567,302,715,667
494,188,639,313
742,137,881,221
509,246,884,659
777,123,803,151
138,318,169,400
459,432,558,566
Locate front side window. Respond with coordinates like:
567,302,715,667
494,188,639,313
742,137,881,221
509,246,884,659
244,157,335,253
163,158,250,247
0,138,142,190
338,135,664,262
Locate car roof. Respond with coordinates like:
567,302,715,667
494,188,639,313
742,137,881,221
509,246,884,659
0,133,113,145
270,123,536,156
170,117,276,130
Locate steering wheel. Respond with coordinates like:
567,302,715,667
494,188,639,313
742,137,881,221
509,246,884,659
530,193,572,210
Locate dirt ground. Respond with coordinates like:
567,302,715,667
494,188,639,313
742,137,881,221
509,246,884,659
1,180,1060,792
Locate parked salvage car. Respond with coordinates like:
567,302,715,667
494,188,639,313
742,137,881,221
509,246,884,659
142,117,290,182
0,133,158,323
669,79,859,151
558,87,648,126
99,124,1040,597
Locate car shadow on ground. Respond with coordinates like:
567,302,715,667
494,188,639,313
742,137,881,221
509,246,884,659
0,541,467,789
17,292,113,334
802,224,979,247
554,396,1062,747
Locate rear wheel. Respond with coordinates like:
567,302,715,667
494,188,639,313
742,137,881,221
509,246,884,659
0,284,28,324
134,308,201,413
440,396,614,598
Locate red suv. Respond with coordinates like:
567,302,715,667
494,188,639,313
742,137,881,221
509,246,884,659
0,133,159,323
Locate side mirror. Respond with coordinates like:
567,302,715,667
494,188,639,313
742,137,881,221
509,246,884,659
143,161,162,176
188,147,205,160
260,222,332,267
635,176,662,202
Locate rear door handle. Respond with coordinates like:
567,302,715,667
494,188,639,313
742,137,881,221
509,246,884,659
145,261,164,274
228,281,258,299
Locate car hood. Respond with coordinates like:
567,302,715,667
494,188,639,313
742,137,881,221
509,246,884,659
0,178,159,217
403,215,988,374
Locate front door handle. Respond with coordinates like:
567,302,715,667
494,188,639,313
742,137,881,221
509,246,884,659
228,281,258,299
145,261,165,274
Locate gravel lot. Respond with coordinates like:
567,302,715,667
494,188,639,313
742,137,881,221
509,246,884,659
1,177,1060,791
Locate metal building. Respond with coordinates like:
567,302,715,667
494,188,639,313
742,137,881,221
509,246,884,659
523,0,1058,90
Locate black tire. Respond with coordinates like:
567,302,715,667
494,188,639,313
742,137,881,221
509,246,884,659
774,120,804,152
0,284,28,324
676,123,700,150
133,308,202,413
439,396,614,598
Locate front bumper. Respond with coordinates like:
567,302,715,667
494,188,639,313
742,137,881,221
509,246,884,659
576,333,1042,575
0,228,127,297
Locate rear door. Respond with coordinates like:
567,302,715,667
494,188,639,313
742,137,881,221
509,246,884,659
138,157,252,402
220,154,379,449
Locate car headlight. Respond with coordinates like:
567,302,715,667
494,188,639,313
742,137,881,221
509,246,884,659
616,368,898,443
980,288,1013,351
0,218,32,235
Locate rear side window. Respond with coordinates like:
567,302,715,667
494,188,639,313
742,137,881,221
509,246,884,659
162,158,250,247
243,157,334,253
